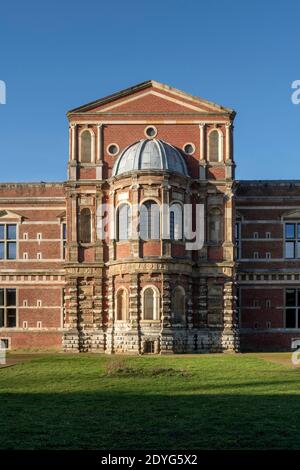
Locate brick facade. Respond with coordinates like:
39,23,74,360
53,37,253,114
0,80,295,353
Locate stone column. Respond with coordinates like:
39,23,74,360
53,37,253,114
68,123,77,180
225,123,234,179
96,124,104,180
108,189,116,260
222,280,240,352
95,190,104,262
223,189,235,262
160,273,173,354
69,193,78,262
130,182,140,258
161,180,171,257
199,123,206,180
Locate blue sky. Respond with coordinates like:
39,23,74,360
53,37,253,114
0,0,299,181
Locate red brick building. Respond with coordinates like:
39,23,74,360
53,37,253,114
0,81,297,353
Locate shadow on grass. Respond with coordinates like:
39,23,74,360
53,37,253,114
0,391,299,450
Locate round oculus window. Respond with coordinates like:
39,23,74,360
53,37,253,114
183,143,195,155
107,144,119,156
144,126,157,138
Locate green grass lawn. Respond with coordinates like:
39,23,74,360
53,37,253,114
0,353,300,450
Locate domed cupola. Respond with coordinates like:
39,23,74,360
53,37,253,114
112,139,188,177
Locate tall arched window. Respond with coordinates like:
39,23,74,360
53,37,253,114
140,201,160,240
80,208,91,243
209,130,220,162
172,286,185,323
117,204,131,240
116,288,128,321
208,208,222,244
143,286,159,320
170,203,183,240
80,130,92,163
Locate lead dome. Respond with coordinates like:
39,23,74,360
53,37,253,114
112,139,188,177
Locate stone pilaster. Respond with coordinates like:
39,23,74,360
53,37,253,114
198,277,208,327
127,273,141,354
105,274,115,354
160,273,173,354
222,280,240,352
63,276,79,352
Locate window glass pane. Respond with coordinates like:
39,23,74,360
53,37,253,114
170,212,175,240
150,203,160,239
7,289,16,306
0,225,4,240
140,204,149,240
63,224,67,240
7,242,16,260
286,289,296,307
7,309,16,327
118,205,131,240
144,289,154,320
285,241,295,258
0,289,4,306
170,204,183,241
209,130,219,162
7,225,16,240
0,242,4,259
235,223,240,240
286,309,296,328
0,308,4,327
298,224,300,240
81,131,92,163
80,209,91,243
298,290,300,307
285,224,295,239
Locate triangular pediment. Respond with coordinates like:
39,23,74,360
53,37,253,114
56,210,66,221
68,80,235,117
0,210,24,221
282,210,300,220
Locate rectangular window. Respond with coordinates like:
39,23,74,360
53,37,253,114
0,288,17,328
285,288,300,328
285,223,300,258
0,224,17,260
62,223,67,259
253,232,258,239
235,222,241,260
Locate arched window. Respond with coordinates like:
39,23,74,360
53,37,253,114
117,204,131,240
208,208,222,244
80,130,92,163
209,130,220,162
140,201,160,240
170,203,183,240
80,208,91,243
172,286,185,323
143,286,159,320
116,288,128,321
